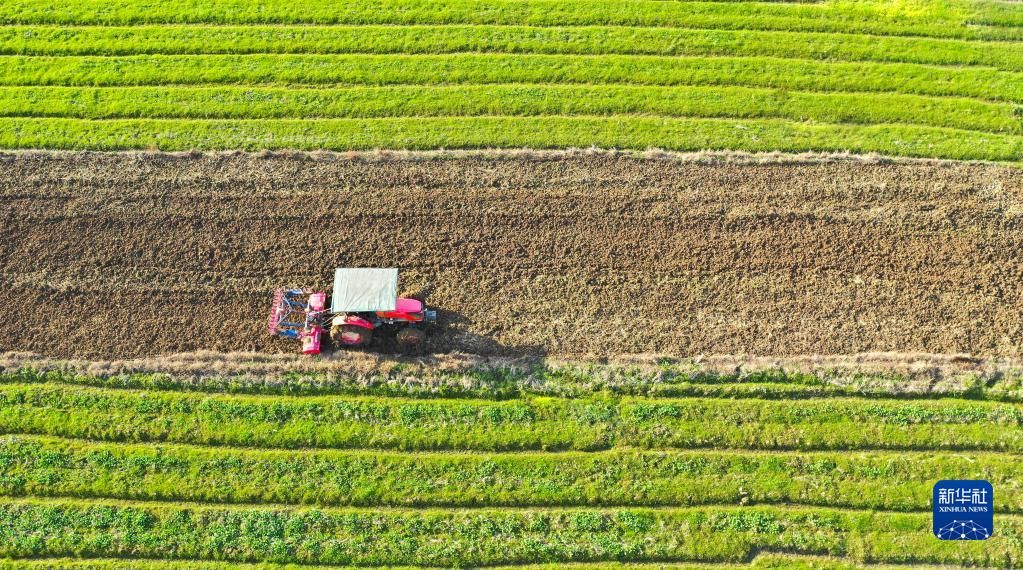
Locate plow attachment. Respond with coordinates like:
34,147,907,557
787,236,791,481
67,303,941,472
268,288,326,355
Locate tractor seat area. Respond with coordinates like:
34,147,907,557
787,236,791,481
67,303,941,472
395,297,424,313
376,297,425,320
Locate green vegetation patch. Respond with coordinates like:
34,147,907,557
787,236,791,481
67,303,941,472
9,360,1019,402
2,26,1022,72
4,55,1021,103
1,362,1021,567
2,116,1021,160
0,0,1020,157
0,0,1016,41
0,500,1019,566
1,435,1019,511
3,383,1022,451
2,86,1018,136
0,556,969,569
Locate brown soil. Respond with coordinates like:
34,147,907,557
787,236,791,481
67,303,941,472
1,151,1021,359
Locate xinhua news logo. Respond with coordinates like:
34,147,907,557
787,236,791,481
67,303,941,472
933,480,993,540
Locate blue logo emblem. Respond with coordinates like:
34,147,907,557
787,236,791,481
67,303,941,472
933,480,993,540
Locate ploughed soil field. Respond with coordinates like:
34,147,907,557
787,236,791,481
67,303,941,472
1,151,1021,359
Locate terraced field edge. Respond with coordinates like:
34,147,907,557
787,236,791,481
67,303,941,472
0,0,1021,157
2,353,1020,566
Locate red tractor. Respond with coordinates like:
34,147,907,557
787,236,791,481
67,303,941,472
268,268,437,355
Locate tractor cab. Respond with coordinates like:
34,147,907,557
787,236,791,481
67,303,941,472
329,267,436,347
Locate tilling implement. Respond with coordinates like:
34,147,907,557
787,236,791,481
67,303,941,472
268,268,437,355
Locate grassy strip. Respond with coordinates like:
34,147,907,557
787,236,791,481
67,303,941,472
3,560,296,570
2,383,1023,452
3,25,1023,71
1,85,1018,135
0,373,885,401
0,0,1015,41
3,54,1021,107
1,116,1021,161
0,499,1019,566
0,558,962,570
0,366,844,401
9,366,1008,403
968,1,1023,28
2,55,1022,104
1,434,1019,511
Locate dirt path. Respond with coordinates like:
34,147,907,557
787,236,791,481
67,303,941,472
1,152,1021,358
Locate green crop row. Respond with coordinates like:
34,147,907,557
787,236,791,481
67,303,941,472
3,383,1023,451
2,55,1021,104
1,85,1018,135
1,435,1019,511
0,0,1016,41
968,1,1023,28
2,116,1021,161
2,25,1021,71
0,499,1019,566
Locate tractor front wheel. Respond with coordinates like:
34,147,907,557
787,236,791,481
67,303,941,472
332,324,373,347
396,327,425,350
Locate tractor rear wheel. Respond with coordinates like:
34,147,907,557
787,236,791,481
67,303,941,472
396,327,425,349
332,324,372,347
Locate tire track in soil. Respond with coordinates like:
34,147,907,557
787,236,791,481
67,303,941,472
1,152,1021,359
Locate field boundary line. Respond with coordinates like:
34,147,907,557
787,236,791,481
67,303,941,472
0,21,1015,43
0,109,1009,138
10,431,1020,460
2,494,1005,517
3,428,1020,456
3,50,1008,72
0,488,953,514
1,81,1014,107
3,377,1015,406
2,147,1016,168
0,554,966,569
3,23,1022,47
3,372,1018,404
6,113,1019,134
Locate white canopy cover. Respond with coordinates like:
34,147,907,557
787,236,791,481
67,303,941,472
331,268,399,312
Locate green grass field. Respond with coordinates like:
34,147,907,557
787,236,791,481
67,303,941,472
3,1,1023,565
0,0,1021,158
1,365,1022,568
